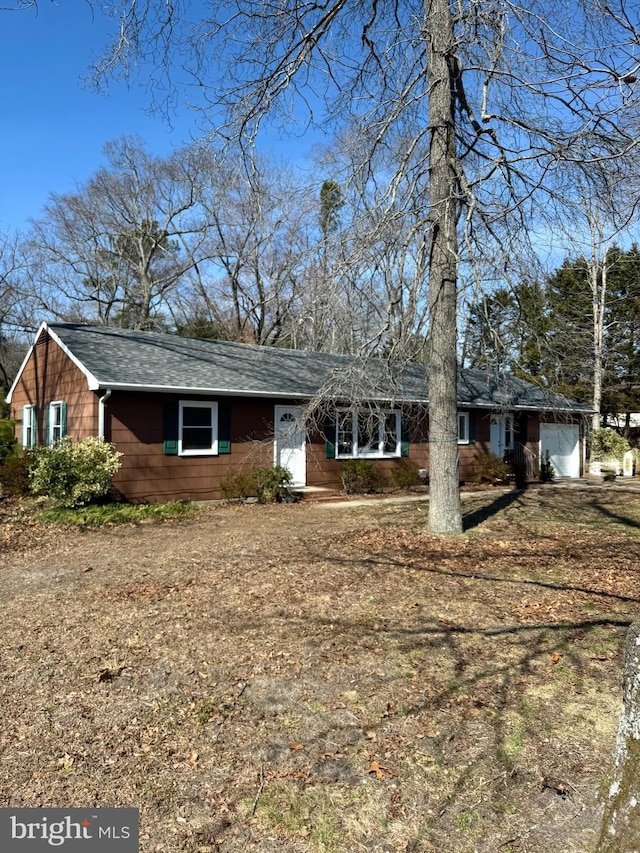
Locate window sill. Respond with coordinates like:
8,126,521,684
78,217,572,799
337,453,401,460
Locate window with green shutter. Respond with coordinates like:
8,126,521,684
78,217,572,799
22,404,37,449
329,409,405,459
179,401,218,455
164,400,222,456
457,411,476,445
47,401,67,444
457,411,469,444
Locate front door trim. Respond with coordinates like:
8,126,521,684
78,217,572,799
274,405,307,486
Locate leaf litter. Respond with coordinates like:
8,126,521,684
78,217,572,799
0,487,639,851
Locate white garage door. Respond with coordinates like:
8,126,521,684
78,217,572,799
539,423,581,478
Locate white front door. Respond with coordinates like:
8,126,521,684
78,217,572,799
540,423,580,478
274,405,306,486
490,414,514,457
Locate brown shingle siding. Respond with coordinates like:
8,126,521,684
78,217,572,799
9,332,97,444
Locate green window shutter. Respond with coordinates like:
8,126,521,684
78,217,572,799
218,402,231,454
468,411,476,444
325,416,336,459
60,402,68,438
45,404,51,445
400,419,409,457
163,401,179,455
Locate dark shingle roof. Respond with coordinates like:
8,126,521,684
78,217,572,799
44,323,591,412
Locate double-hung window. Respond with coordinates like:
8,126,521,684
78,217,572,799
21,404,37,449
179,400,218,456
457,411,470,444
336,409,401,459
48,401,67,444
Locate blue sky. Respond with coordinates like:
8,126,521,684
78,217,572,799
0,4,318,232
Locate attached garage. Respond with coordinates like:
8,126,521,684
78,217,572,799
539,423,581,478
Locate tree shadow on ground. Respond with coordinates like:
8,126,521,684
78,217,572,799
462,488,525,531
593,500,640,530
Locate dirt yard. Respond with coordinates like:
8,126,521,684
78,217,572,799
1,486,640,852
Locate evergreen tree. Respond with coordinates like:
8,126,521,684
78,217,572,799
543,257,594,404
603,245,640,428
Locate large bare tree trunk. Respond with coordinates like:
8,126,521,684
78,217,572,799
598,619,640,852
426,0,462,535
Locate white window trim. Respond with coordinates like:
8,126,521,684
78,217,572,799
336,409,402,459
178,400,218,456
504,414,515,451
490,413,515,455
457,411,470,445
48,401,65,445
22,404,36,449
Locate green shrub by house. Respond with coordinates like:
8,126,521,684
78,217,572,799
475,452,511,485
341,459,384,494
220,465,293,503
0,418,17,465
220,470,259,501
539,449,555,482
253,465,293,503
0,408,23,495
29,437,123,508
589,428,630,462
389,459,423,489
0,454,32,497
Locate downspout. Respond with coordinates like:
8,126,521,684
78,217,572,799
98,388,112,440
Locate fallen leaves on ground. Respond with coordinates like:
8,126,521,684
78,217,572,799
1,487,639,852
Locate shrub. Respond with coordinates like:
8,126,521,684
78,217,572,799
389,459,423,489
37,500,197,527
0,418,17,465
0,453,33,497
475,452,511,485
220,465,293,503
589,428,630,462
539,449,555,482
29,437,123,508
220,470,259,500
252,465,293,503
341,459,384,494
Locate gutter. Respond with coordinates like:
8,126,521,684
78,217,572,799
98,388,112,439
87,382,590,413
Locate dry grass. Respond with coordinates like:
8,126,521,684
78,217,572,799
1,485,640,852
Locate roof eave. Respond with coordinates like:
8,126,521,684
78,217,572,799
46,324,101,390
94,381,316,399
95,384,589,413
8,322,101,402
5,322,46,403
94,381,430,402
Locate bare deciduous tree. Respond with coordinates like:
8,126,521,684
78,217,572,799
179,153,314,346
67,1,640,530
0,230,32,389
25,136,214,329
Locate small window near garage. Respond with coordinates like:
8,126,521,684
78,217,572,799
179,400,218,456
21,404,37,449
457,411,470,444
48,401,67,444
